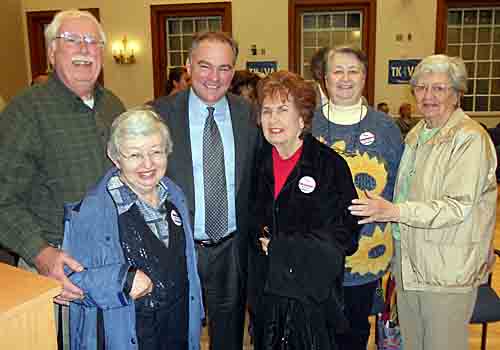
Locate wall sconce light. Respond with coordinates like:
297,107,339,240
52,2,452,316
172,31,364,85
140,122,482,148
112,36,137,64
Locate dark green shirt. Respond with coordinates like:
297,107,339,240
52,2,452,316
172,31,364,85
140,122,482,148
0,73,125,265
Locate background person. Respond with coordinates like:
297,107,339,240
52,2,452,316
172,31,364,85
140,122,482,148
230,69,261,105
349,54,497,350
153,31,258,350
486,124,500,182
31,73,49,85
310,47,329,108
249,70,360,350
376,102,390,114
230,69,261,124
395,102,417,137
63,108,203,350
312,46,403,350
165,66,190,96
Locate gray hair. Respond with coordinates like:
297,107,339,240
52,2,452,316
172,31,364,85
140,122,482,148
410,54,468,94
45,10,106,46
324,46,368,75
107,107,173,161
188,31,239,66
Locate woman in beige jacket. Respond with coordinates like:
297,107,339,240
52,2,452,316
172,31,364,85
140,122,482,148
349,54,497,350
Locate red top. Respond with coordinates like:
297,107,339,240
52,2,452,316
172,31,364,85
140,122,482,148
272,145,303,199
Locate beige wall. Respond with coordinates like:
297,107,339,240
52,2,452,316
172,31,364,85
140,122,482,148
20,0,439,109
18,0,500,125
232,0,288,71
374,0,437,115
0,0,29,103
21,0,291,108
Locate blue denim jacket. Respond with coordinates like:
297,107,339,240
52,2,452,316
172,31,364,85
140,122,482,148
63,167,203,350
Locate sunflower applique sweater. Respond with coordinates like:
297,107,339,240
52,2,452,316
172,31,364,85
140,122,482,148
312,105,403,286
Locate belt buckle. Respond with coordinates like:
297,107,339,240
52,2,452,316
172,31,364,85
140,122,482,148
196,239,216,247
196,232,235,247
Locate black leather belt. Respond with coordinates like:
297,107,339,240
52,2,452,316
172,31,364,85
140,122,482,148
195,231,236,247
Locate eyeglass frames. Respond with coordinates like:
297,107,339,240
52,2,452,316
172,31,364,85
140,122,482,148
413,83,452,98
118,149,167,166
54,32,105,49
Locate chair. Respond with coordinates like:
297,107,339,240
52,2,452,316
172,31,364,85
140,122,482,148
470,249,500,350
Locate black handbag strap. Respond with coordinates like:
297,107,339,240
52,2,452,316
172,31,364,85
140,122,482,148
97,308,105,350
57,306,63,350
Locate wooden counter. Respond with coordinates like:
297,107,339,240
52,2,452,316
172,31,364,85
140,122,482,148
0,263,61,349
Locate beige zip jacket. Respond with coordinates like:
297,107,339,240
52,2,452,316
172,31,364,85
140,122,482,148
395,108,497,293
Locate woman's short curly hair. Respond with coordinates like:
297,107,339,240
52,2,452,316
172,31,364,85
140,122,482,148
107,107,172,162
256,70,316,137
410,54,468,94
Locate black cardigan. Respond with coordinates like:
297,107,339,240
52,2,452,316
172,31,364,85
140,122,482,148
248,133,360,310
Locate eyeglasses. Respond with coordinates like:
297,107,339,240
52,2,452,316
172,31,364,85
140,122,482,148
54,32,105,49
119,150,167,166
331,66,364,77
413,83,451,98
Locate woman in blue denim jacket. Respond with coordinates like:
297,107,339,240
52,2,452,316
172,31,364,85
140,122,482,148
63,108,203,350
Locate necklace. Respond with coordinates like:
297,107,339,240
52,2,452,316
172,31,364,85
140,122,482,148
324,99,367,157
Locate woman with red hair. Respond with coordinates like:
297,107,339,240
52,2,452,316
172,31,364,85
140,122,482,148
249,71,360,349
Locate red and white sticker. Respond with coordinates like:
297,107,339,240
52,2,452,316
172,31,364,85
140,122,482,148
298,176,316,194
359,131,375,145
171,210,182,226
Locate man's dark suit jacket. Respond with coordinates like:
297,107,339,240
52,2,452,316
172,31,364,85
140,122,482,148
153,89,258,278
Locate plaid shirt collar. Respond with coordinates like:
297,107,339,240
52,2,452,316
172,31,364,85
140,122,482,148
107,174,171,245
106,174,169,215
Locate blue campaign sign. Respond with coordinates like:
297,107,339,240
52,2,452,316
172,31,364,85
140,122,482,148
388,59,421,84
246,61,278,76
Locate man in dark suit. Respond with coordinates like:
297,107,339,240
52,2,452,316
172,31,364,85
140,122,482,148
153,31,258,350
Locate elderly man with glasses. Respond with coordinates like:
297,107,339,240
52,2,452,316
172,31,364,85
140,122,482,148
0,9,124,349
